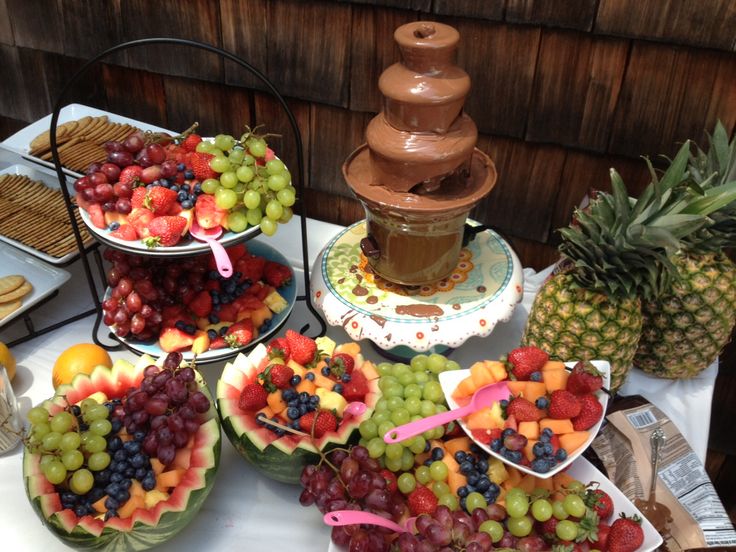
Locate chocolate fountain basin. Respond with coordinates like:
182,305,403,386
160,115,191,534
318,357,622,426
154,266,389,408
343,144,496,286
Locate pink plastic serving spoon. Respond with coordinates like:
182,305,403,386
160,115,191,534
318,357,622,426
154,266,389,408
324,511,416,534
189,221,233,278
383,381,510,444
343,401,367,418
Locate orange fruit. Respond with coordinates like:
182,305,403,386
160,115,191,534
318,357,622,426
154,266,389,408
0,341,15,381
52,343,112,389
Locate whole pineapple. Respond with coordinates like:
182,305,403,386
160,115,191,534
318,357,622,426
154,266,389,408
522,141,720,392
634,122,736,378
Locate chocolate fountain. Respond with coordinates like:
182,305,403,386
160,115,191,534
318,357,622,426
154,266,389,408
343,21,497,286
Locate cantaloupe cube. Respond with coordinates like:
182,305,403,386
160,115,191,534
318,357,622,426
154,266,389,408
507,380,527,396
287,359,306,374
559,431,589,454
251,305,273,329
487,457,509,485
442,450,459,474
542,360,566,372
447,470,467,495
313,373,335,390
444,437,471,458
92,495,108,513
415,451,431,466
553,471,577,491
334,342,361,358
118,494,144,519
518,474,537,494
156,469,185,490
295,379,316,395
485,361,508,382
256,405,275,420
171,446,192,470
539,418,574,435
360,360,379,380
453,376,476,401
150,458,166,475
524,382,548,404
534,477,555,492
466,407,498,429
543,369,569,392
524,439,538,462
518,421,539,441
470,362,495,388
267,392,287,415
130,480,145,498
503,467,523,489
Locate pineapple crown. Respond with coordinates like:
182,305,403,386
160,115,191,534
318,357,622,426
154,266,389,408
559,140,736,300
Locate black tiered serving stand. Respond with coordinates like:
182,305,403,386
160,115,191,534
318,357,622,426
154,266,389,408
45,38,325,361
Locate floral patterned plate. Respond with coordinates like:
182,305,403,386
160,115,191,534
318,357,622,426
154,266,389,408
310,220,523,353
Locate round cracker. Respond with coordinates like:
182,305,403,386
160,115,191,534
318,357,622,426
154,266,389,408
0,299,21,319
0,280,32,303
0,275,25,295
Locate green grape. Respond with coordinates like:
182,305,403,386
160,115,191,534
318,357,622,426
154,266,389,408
376,363,393,377
397,473,416,494
435,404,448,414
565,481,586,493
358,438,368,448
87,451,111,471
393,363,410,375
195,141,211,153
59,431,81,452
201,178,220,194
28,406,49,425
243,153,255,166
413,372,430,385
427,354,448,373
366,437,386,459
398,372,414,386
277,205,291,224
374,398,389,412
379,375,398,389
422,382,443,403
507,515,533,537
465,492,487,512
404,397,421,415
371,411,390,425
84,404,109,423
555,519,579,541
214,134,235,151
40,454,56,469
234,182,246,196
403,384,422,400
410,355,429,372
378,421,396,438
215,188,238,210
89,418,112,436
265,159,285,175
430,426,445,440
429,461,449,481
61,449,84,471
420,400,436,417
400,448,414,471
84,434,106,454
267,174,288,192
479,520,504,542
431,481,450,497
79,431,92,446
445,360,461,371
246,207,262,226
259,218,277,236
247,138,267,158
415,466,431,485
384,443,403,461
220,171,238,189
228,148,246,165
386,397,404,411
237,165,255,183
505,487,526,501
43,460,67,485
506,494,530,518
32,422,51,438
276,187,296,207
385,456,402,472
50,412,74,434
383,384,404,398
265,200,283,221
227,211,248,233
42,431,63,451
552,499,569,520
243,189,261,210
531,498,553,521
438,494,459,511
563,494,586,518
408,436,426,454
359,420,378,439
390,409,410,426
210,156,231,173
69,468,94,495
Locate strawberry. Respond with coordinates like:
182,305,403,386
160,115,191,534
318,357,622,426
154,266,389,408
572,393,603,430
506,396,544,422
507,346,549,381
540,516,559,541
188,290,213,318
226,243,248,263
284,329,317,365
567,360,604,395
119,165,143,186
144,215,187,247
607,514,644,552
194,193,227,229
379,469,397,493
548,389,582,419
342,369,369,402
87,203,106,229
329,353,355,377
190,151,217,180
225,319,254,348
597,521,611,550
110,223,137,241
236,255,267,283
238,383,268,411
266,337,291,361
586,488,614,521
470,427,502,445
181,133,202,152
130,187,148,209
209,336,227,349
298,410,337,438
217,303,239,323
258,363,293,391
407,485,438,516
127,207,154,238
263,260,292,287
144,186,178,215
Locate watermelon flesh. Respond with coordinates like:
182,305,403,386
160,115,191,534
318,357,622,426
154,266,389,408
23,355,221,551
217,343,381,485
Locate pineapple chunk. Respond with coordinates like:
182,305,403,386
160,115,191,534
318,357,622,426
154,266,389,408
487,457,509,485
76,391,108,406
315,336,337,356
144,489,169,509
316,387,347,416
264,290,289,314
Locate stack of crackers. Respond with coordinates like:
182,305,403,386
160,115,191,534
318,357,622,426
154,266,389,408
0,275,32,321
28,116,142,174
0,173,91,259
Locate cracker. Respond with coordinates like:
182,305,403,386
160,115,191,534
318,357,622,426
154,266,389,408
0,280,32,303
0,300,21,319
0,275,24,295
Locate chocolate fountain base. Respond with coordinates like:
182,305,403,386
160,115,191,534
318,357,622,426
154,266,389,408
310,220,523,354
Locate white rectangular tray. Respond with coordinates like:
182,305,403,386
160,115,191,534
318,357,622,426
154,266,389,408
0,163,91,265
0,103,171,177
0,242,71,329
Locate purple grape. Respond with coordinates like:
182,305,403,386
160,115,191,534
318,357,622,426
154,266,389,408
157,443,175,465
298,489,315,506
426,523,451,547
415,515,433,535
143,433,158,455
165,378,188,404
503,433,527,452
131,410,149,426
108,150,134,167
123,133,144,153
178,405,196,420
183,419,199,435
163,352,183,370
189,391,210,413
340,458,359,481
153,371,172,389
104,140,125,153
145,397,168,416
173,430,189,448
364,488,391,511
176,366,195,383
150,415,167,430
156,427,173,445
434,505,453,529
331,526,351,547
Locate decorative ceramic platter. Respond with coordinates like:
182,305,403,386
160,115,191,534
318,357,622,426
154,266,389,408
311,220,523,353
439,360,611,478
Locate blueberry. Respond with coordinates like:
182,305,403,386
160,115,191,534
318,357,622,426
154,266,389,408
530,371,542,382
298,404,308,416
459,497,467,511
423,459,433,467
109,222,120,231
110,473,123,483
333,384,343,394
470,443,483,454
130,453,147,468
113,461,129,474
490,438,502,452
299,392,310,402
290,375,301,386
181,200,193,209
133,431,146,442
193,183,202,194
483,490,495,502
255,412,267,426
175,320,186,331
282,389,297,402
500,399,509,408
184,170,194,180
88,487,105,503
287,400,298,409
341,373,351,383
176,163,186,171
113,449,127,462
104,483,121,497
531,458,551,473
509,451,523,463
94,470,111,484
219,326,228,336
431,447,444,461
207,329,217,340
170,185,180,192
115,489,130,504
287,407,300,420
142,475,156,492
488,482,500,495
542,427,554,439
74,505,88,517
71,405,81,416
305,372,315,381
457,486,469,498
185,324,196,334
533,442,547,457
123,441,141,455
321,366,331,377
555,448,568,461
467,473,480,486
107,436,123,452
309,395,320,405
104,509,118,520
135,467,147,480
454,451,467,463
79,422,89,431
476,477,491,492
119,478,132,490
543,443,553,456
476,459,488,473
502,428,514,438
61,491,77,506
459,461,474,474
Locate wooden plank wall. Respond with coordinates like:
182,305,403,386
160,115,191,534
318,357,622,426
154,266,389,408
1,0,735,272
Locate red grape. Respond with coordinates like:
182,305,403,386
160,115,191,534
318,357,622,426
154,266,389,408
115,198,132,214
104,140,125,153
100,162,121,181
89,172,109,186
123,132,145,153
146,143,166,164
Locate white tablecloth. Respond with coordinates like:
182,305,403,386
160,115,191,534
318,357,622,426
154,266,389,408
0,216,717,551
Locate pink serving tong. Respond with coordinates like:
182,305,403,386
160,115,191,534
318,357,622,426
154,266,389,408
189,221,233,278
383,381,510,444
324,510,416,534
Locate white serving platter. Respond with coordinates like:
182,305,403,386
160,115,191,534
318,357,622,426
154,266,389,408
0,242,71,329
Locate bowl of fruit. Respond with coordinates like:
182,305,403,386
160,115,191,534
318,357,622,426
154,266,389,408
216,333,382,484
439,346,610,478
74,126,296,256
22,352,220,551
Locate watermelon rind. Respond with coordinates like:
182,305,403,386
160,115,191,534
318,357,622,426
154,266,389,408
23,356,221,551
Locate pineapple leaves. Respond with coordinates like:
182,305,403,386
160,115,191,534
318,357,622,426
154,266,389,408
658,141,692,192
681,180,736,215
